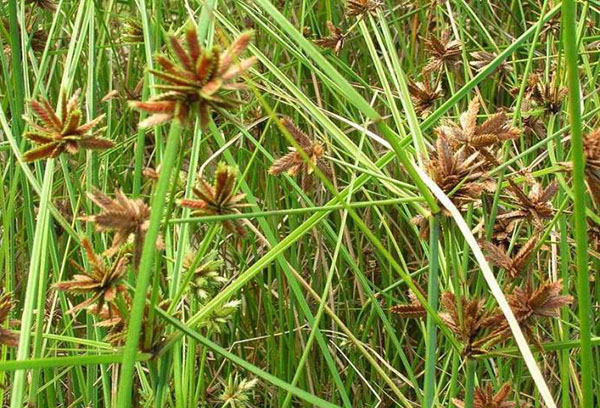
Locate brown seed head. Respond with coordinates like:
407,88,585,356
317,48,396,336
424,30,462,73
439,292,501,356
346,0,383,17
470,51,513,75
481,230,540,279
129,26,256,129
390,285,427,318
314,21,346,55
424,135,496,210
269,118,332,191
453,382,518,408
407,70,443,117
525,72,567,115
500,180,558,226
82,189,154,266
435,99,520,154
508,280,572,322
55,238,129,313
179,162,248,235
22,89,112,162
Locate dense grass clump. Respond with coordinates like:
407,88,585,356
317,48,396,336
0,0,599,407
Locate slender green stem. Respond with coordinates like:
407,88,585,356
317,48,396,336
281,129,365,408
0,353,151,371
562,1,595,406
116,122,182,408
464,359,477,408
10,160,54,408
424,215,441,408
169,197,422,223
280,210,350,408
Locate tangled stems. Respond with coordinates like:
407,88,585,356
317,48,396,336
116,121,182,408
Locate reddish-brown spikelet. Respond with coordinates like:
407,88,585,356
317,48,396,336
314,21,346,55
424,30,462,73
269,118,332,191
525,72,567,115
436,99,520,154
481,230,540,279
499,180,558,226
390,286,427,318
470,51,513,75
81,189,157,267
22,89,112,162
407,70,443,117
508,280,573,321
55,238,129,313
453,382,519,408
439,292,502,356
129,25,256,129
424,135,496,210
345,0,383,17
179,162,248,235
487,280,572,348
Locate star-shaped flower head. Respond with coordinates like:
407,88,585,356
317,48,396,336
481,230,540,279
499,180,558,226
436,99,520,155
129,25,256,129
453,382,520,408
82,189,155,267
197,299,241,334
424,30,462,74
346,0,383,17
424,135,496,210
269,118,332,191
314,21,346,55
22,89,112,162
470,51,513,75
55,238,129,313
219,375,258,408
508,280,573,322
439,292,501,356
525,72,567,115
407,69,443,117
183,251,227,301
179,163,248,236
489,280,572,348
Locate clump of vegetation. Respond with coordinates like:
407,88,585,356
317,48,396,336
1,1,596,408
